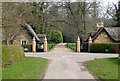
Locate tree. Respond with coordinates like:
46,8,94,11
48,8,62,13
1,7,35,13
43,2,100,42
115,1,120,26
2,2,44,44
47,30,63,43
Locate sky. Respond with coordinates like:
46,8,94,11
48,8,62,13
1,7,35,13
103,0,118,6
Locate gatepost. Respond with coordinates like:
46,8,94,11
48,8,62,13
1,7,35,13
88,37,92,52
32,36,36,52
44,36,47,52
76,36,80,52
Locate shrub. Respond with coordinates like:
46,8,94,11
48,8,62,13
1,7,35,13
47,30,63,43
2,45,25,68
2,45,11,68
90,43,119,53
66,43,76,51
47,43,56,51
10,45,24,63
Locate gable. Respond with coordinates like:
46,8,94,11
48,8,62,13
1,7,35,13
92,27,118,42
93,31,113,43
11,26,33,45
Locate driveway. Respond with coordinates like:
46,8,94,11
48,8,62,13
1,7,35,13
25,43,118,79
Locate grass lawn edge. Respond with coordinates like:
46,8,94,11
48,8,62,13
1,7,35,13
2,57,50,79
38,59,51,79
85,58,119,81
84,60,101,80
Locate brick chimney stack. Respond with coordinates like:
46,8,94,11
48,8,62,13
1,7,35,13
96,22,104,30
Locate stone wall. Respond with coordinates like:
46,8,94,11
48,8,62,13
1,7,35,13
94,32,113,43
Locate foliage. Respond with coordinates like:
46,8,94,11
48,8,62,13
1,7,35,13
2,57,48,79
2,45,11,68
87,58,118,80
2,2,44,44
47,43,56,51
90,43,118,53
10,45,24,63
47,30,63,43
30,2,44,34
2,45,25,68
22,44,32,52
2,2,118,43
66,43,76,51
115,1,120,26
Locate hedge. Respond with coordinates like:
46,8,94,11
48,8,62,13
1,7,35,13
2,45,11,68
66,43,76,51
10,45,24,62
47,43,56,51
90,43,120,53
2,45,25,68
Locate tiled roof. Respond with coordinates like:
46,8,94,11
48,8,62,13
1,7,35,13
104,27,120,42
81,27,120,42
37,34,46,38
80,35,89,42
10,24,46,42
37,34,46,43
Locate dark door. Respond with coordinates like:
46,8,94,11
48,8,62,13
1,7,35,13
80,42,88,52
36,42,44,52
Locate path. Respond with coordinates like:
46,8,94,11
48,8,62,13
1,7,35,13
49,43,73,52
25,43,118,79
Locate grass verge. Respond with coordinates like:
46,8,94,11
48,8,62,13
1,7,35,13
2,57,48,79
87,58,119,81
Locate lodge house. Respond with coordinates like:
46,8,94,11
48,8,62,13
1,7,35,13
81,22,120,43
80,22,120,52
10,24,47,52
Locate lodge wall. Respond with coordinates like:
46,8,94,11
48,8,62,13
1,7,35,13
12,28,32,45
93,32,113,43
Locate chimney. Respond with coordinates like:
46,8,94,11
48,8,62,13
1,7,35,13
96,22,104,30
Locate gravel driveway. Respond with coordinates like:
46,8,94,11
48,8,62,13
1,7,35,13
25,43,118,79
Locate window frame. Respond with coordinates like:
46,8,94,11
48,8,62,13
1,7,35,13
20,40,27,45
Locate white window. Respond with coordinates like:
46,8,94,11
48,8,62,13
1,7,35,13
20,40,27,45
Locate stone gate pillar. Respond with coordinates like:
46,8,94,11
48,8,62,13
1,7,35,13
77,36,80,52
44,37,47,52
32,37,36,52
88,37,92,52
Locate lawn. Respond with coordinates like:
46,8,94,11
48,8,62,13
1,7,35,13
66,43,76,51
2,57,48,79
87,58,119,81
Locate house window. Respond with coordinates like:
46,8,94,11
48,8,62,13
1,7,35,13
21,40,27,45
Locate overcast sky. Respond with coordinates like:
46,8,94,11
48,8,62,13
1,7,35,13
103,0,118,5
